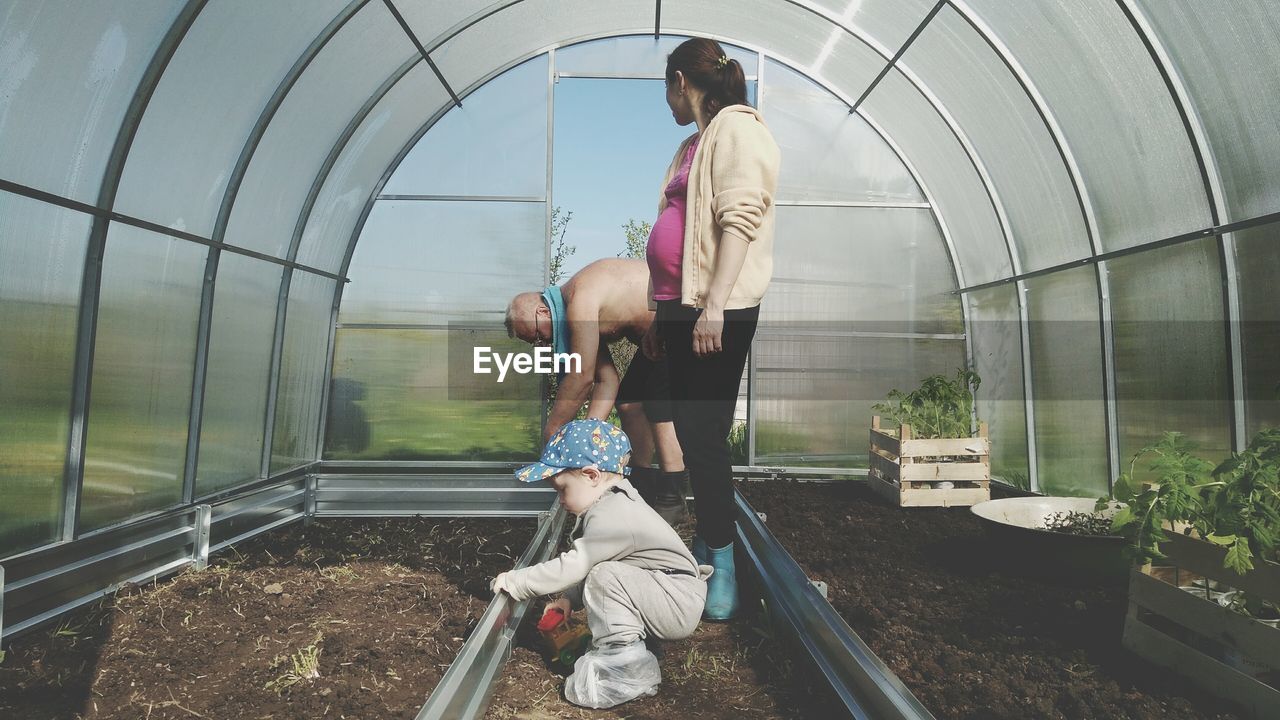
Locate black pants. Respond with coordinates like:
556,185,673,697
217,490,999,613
657,300,759,548
614,345,674,423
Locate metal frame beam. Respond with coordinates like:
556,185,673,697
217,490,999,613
1,475,308,643
935,0,1115,490
260,52,420,478
185,0,370,503
381,0,461,108
850,0,946,113
1114,0,1240,452
60,0,209,542
955,211,1280,296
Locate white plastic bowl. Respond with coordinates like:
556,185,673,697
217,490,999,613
969,496,1127,583
970,496,1120,535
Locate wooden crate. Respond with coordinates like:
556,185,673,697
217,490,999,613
1123,532,1280,719
867,416,990,508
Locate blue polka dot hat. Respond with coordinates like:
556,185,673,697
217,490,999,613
514,419,632,483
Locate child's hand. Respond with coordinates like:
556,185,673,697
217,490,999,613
544,597,571,617
490,571,513,596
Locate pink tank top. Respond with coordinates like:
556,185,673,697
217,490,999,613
647,138,698,301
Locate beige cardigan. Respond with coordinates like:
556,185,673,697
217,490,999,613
654,104,780,310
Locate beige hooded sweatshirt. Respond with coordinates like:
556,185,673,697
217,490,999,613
654,104,781,310
501,478,706,602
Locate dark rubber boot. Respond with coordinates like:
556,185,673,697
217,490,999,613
651,469,689,526
628,466,659,506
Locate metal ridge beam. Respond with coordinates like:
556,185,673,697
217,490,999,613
381,0,461,108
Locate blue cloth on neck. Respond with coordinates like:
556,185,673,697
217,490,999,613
540,286,570,380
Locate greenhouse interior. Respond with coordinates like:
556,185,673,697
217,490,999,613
2,1,1279,718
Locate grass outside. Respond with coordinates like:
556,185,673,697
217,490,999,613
325,328,540,461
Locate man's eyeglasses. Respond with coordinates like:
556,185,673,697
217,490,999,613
532,307,549,346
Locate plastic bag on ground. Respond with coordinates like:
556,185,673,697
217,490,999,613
563,641,661,709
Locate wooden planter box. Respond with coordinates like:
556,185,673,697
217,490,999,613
867,416,990,508
1123,532,1280,719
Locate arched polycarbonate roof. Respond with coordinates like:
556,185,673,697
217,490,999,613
3,0,1280,556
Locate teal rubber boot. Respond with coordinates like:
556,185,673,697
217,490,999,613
703,541,739,621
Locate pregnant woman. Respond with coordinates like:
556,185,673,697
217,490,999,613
641,37,780,620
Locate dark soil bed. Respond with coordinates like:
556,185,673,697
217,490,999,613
740,479,1243,720
0,517,536,720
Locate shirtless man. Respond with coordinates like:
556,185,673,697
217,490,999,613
504,258,687,524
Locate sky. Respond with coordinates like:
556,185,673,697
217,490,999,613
551,78,692,276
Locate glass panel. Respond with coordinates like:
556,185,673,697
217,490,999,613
1233,224,1280,437
115,0,351,236
342,201,544,325
1025,267,1107,497
271,272,336,473
963,0,1210,251
196,253,282,497
383,54,547,198
753,336,966,466
903,7,1090,271
806,0,937,53
1139,0,1280,222
222,3,417,257
555,35,756,77
862,69,1012,285
765,61,923,204
766,206,960,334
0,192,90,555
325,328,541,461
0,1,180,203
1109,239,1231,472
965,285,1029,488
295,62,449,273
81,224,205,531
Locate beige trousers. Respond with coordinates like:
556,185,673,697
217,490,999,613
576,561,708,648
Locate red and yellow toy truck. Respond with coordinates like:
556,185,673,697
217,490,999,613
536,606,591,666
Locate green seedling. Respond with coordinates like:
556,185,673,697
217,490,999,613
1101,428,1280,576
1044,510,1114,537
873,369,981,440
265,642,322,694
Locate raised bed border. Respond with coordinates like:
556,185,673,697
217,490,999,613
415,506,568,720
1123,532,1280,719
867,416,990,508
734,490,934,720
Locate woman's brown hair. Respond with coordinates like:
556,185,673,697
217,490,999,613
665,37,750,121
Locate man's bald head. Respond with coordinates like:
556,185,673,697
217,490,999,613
506,292,549,345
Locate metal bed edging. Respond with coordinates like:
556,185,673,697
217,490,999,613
415,503,568,720
735,489,934,720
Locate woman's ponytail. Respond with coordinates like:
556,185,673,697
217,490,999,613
705,57,748,119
